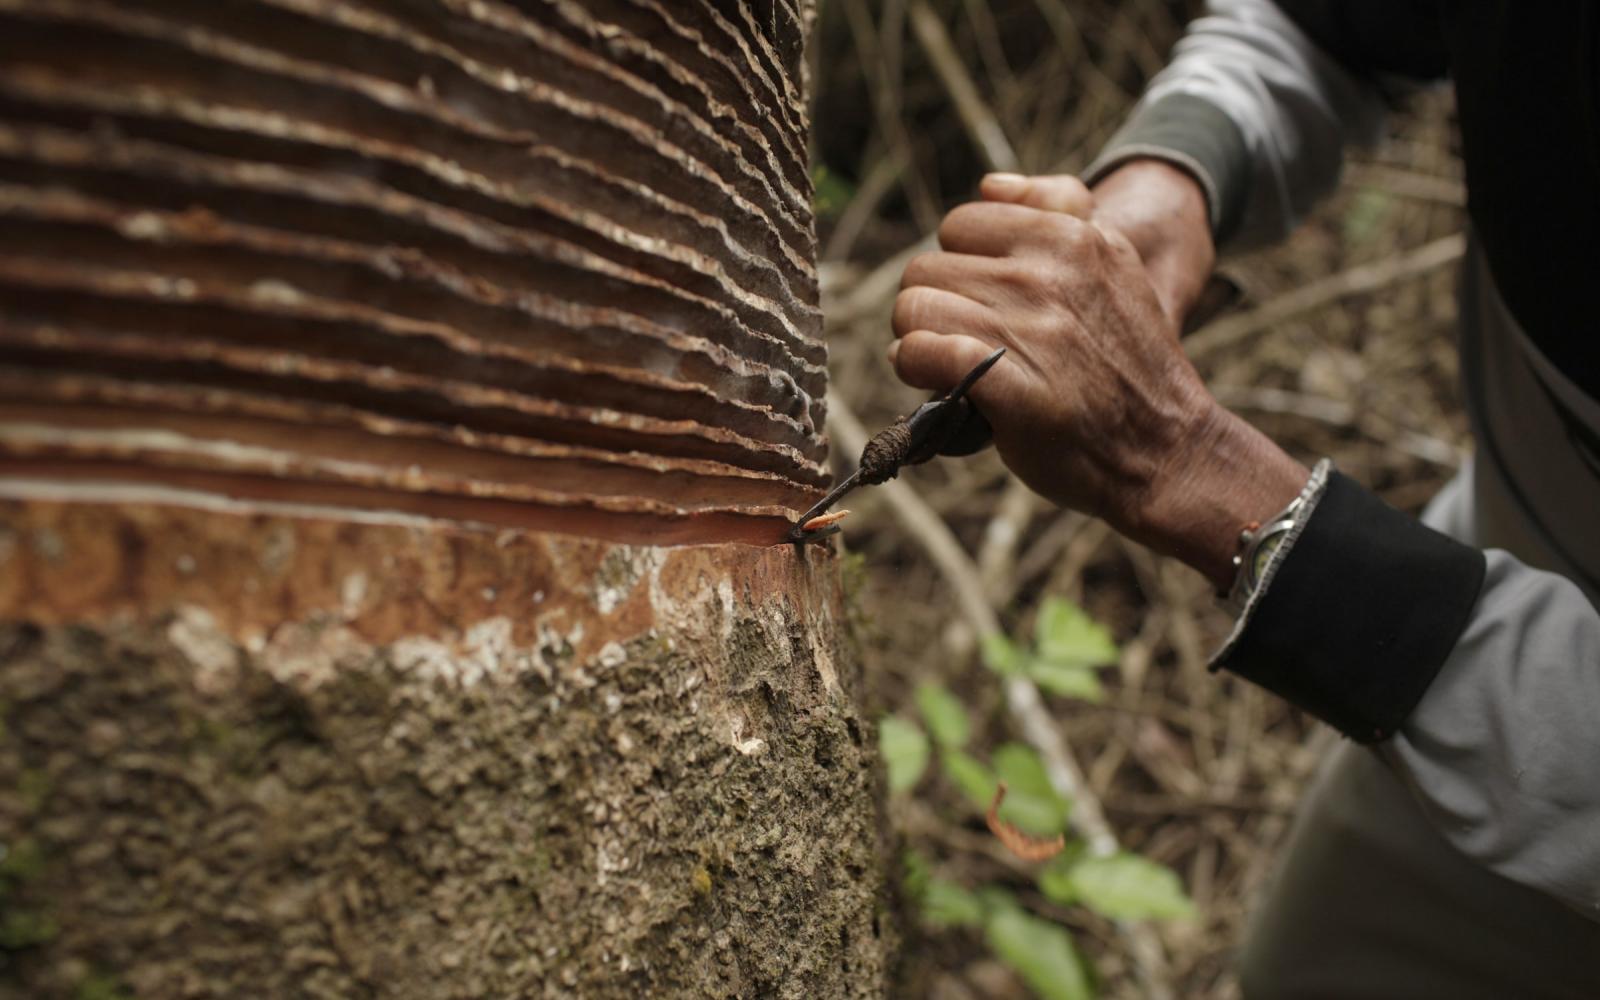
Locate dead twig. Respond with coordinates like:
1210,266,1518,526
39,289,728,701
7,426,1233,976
841,0,942,232
909,0,1020,173
1344,163,1467,206
1212,384,1464,468
823,151,904,262
1187,233,1466,360
828,394,1175,1000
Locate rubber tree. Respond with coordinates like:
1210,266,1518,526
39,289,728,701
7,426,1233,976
0,1,894,996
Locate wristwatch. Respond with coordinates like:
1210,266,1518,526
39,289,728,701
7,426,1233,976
1223,459,1332,614
1228,504,1302,605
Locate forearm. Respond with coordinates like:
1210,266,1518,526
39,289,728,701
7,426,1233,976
1087,0,1388,251
1125,399,1308,591
1088,160,1215,326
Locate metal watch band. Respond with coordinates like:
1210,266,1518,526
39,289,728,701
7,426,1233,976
1224,460,1333,614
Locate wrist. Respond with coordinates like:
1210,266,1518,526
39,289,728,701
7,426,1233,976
1126,402,1310,591
1090,159,1216,323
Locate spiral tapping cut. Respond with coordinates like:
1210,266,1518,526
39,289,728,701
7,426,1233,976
786,347,1005,544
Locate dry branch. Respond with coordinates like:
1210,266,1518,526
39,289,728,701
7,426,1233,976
827,394,1175,1000
1187,234,1466,360
908,0,1020,173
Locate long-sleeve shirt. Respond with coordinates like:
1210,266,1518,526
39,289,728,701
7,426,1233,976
1087,0,1600,919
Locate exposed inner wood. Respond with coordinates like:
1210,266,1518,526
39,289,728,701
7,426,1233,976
0,0,828,545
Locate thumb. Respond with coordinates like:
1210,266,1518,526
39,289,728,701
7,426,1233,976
980,172,1092,217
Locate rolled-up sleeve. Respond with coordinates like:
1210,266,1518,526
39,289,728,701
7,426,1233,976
1212,474,1600,917
1086,0,1389,247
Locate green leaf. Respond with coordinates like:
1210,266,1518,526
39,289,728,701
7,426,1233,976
980,632,1028,677
992,743,1071,836
922,878,986,929
902,849,932,898
74,972,132,1000
904,851,989,929
1034,597,1117,670
1040,852,1196,921
0,837,44,883
879,716,930,794
1343,186,1392,245
984,907,1093,1000
941,749,998,811
1027,660,1105,703
976,884,1019,914
915,682,971,749
811,164,856,218
1038,854,1078,906
0,909,58,949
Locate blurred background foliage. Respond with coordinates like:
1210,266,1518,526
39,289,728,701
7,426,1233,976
805,1,1468,997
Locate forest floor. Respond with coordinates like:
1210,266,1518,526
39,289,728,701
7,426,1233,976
809,2,1467,996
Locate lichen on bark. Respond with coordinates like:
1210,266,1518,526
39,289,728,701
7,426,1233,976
0,500,893,998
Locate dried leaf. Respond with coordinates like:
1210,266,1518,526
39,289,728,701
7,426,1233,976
986,782,1065,861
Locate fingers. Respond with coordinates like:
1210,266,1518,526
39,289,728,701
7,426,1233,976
980,173,1092,217
938,200,1094,259
891,284,1005,344
889,330,1000,394
900,250,1016,303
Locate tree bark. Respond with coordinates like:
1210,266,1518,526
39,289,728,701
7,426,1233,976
0,1,892,996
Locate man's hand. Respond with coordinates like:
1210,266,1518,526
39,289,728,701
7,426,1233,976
1087,159,1217,325
889,178,1307,589
977,162,1216,325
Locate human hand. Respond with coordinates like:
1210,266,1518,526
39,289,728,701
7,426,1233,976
889,187,1305,587
1085,159,1217,326
981,162,1217,326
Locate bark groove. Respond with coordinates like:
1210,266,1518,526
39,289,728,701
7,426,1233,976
0,0,830,546
0,3,895,997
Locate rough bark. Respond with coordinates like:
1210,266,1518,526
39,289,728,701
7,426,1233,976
0,1,892,997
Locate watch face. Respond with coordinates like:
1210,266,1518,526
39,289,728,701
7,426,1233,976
1248,531,1288,588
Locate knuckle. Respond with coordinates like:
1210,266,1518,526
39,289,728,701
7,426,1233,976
1056,212,1095,245
1004,258,1069,305
1005,257,1053,291
1027,211,1080,247
901,252,938,289
941,201,997,241
936,206,971,247
1029,260,1068,300
892,286,931,332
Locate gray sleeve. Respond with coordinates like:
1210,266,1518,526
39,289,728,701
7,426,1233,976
1085,0,1386,248
1382,552,1600,918
1207,466,1599,918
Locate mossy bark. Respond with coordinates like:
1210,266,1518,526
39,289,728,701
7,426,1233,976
0,502,893,998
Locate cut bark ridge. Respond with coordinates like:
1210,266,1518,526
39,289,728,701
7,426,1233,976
0,0,832,547
0,1,896,996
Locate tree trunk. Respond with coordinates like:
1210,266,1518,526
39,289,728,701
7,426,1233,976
0,2,893,997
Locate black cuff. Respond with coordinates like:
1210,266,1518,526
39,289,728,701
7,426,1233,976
1084,93,1251,243
1212,473,1488,743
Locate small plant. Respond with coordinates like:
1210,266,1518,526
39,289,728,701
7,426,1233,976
880,596,1194,998
811,163,857,220
75,971,133,1000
